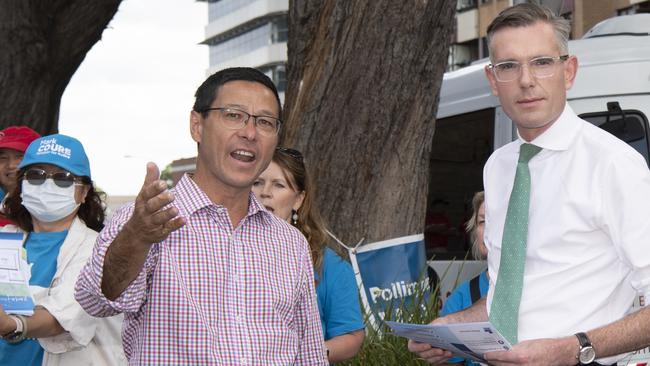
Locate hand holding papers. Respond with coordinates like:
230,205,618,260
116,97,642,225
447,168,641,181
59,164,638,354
0,232,34,316
386,320,511,363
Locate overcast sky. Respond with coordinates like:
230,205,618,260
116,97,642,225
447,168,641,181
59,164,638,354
59,0,207,197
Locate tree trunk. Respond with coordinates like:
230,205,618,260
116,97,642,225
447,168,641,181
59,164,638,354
0,0,123,134
283,0,456,245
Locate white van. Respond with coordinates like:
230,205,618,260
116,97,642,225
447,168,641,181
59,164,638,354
428,13,650,364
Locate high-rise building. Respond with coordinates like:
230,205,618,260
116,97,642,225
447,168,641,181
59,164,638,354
198,0,288,101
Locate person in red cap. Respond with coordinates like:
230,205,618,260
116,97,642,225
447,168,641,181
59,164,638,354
0,126,41,226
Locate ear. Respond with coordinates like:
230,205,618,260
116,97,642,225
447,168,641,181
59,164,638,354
484,65,499,96
564,55,578,90
293,191,305,212
77,184,91,205
190,111,203,144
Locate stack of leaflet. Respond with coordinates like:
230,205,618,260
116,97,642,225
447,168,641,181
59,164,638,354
385,320,511,363
0,232,34,315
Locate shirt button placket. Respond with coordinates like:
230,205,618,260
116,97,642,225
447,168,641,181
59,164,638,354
232,229,251,364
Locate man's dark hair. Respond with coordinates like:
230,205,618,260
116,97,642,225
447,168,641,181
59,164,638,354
192,67,282,119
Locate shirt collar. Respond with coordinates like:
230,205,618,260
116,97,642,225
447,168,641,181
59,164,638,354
174,173,274,221
247,190,272,219
516,103,582,151
173,174,215,217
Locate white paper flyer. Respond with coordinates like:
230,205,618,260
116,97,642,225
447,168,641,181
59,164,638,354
0,232,34,316
385,320,511,363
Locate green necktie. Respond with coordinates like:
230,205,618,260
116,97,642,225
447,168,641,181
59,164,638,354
489,143,542,345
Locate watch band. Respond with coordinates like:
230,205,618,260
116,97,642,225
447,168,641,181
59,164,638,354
575,332,596,365
576,332,591,347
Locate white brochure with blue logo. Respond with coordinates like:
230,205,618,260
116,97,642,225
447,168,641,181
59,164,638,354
0,232,35,315
385,320,511,363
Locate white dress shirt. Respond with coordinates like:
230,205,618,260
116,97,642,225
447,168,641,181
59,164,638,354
484,104,650,361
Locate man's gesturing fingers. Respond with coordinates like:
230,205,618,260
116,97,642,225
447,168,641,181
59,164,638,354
144,189,175,215
125,163,185,245
149,204,179,225
137,163,167,204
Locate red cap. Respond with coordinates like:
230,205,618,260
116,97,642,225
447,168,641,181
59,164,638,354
0,126,41,153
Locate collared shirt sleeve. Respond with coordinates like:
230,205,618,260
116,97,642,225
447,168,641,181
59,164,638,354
293,236,329,365
74,203,160,317
601,149,650,299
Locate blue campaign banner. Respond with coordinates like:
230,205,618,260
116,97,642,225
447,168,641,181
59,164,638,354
351,234,430,319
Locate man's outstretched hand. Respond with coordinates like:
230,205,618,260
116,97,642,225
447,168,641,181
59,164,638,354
123,162,186,245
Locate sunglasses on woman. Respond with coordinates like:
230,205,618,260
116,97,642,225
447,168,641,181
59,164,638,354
276,147,304,162
23,168,84,188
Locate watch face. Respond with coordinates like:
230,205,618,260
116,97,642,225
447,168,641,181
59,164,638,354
579,346,596,364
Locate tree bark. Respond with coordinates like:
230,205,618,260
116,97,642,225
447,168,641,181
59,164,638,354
0,0,123,134
284,0,456,245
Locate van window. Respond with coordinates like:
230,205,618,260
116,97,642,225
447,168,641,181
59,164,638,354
579,106,650,166
426,108,494,260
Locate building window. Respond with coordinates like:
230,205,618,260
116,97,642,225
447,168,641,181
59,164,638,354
208,0,257,22
207,16,288,66
457,0,478,12
618,1,650,15
274,65,286,92
271,17,288,43
258,64,287,93
447,39,479,71
209,23,270,65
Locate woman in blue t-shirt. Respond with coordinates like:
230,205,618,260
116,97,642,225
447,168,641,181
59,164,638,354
0,134,125,366
252,147,365,363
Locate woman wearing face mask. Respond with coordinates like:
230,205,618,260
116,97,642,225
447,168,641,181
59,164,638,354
252,148,365,364
0,134,126,366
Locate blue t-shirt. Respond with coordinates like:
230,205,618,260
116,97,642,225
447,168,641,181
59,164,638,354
0,188,5,202
315,247,364,340
440,270,489,366
0,230,67,366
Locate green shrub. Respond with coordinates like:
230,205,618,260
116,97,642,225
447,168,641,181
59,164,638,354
339,272,442,366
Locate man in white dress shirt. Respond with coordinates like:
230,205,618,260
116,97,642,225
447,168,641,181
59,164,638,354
409,3,650,365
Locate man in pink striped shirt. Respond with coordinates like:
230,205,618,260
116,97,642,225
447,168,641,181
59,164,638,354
75,68,328,365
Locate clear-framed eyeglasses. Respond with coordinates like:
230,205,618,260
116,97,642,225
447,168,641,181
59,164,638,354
488,55,569,82
200,107,282,137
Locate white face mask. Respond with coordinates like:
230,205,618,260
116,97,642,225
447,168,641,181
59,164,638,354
21,179,80,223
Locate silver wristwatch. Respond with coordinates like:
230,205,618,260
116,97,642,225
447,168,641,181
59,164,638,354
575,332,596,365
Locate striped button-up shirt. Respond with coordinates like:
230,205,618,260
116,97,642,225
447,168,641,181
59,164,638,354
75,174,327,365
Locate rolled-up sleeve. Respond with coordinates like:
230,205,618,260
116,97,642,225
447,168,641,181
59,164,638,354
602,150,650,299
74,204,159,317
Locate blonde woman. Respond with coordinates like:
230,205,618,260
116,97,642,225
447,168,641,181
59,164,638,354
439,191,487,366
